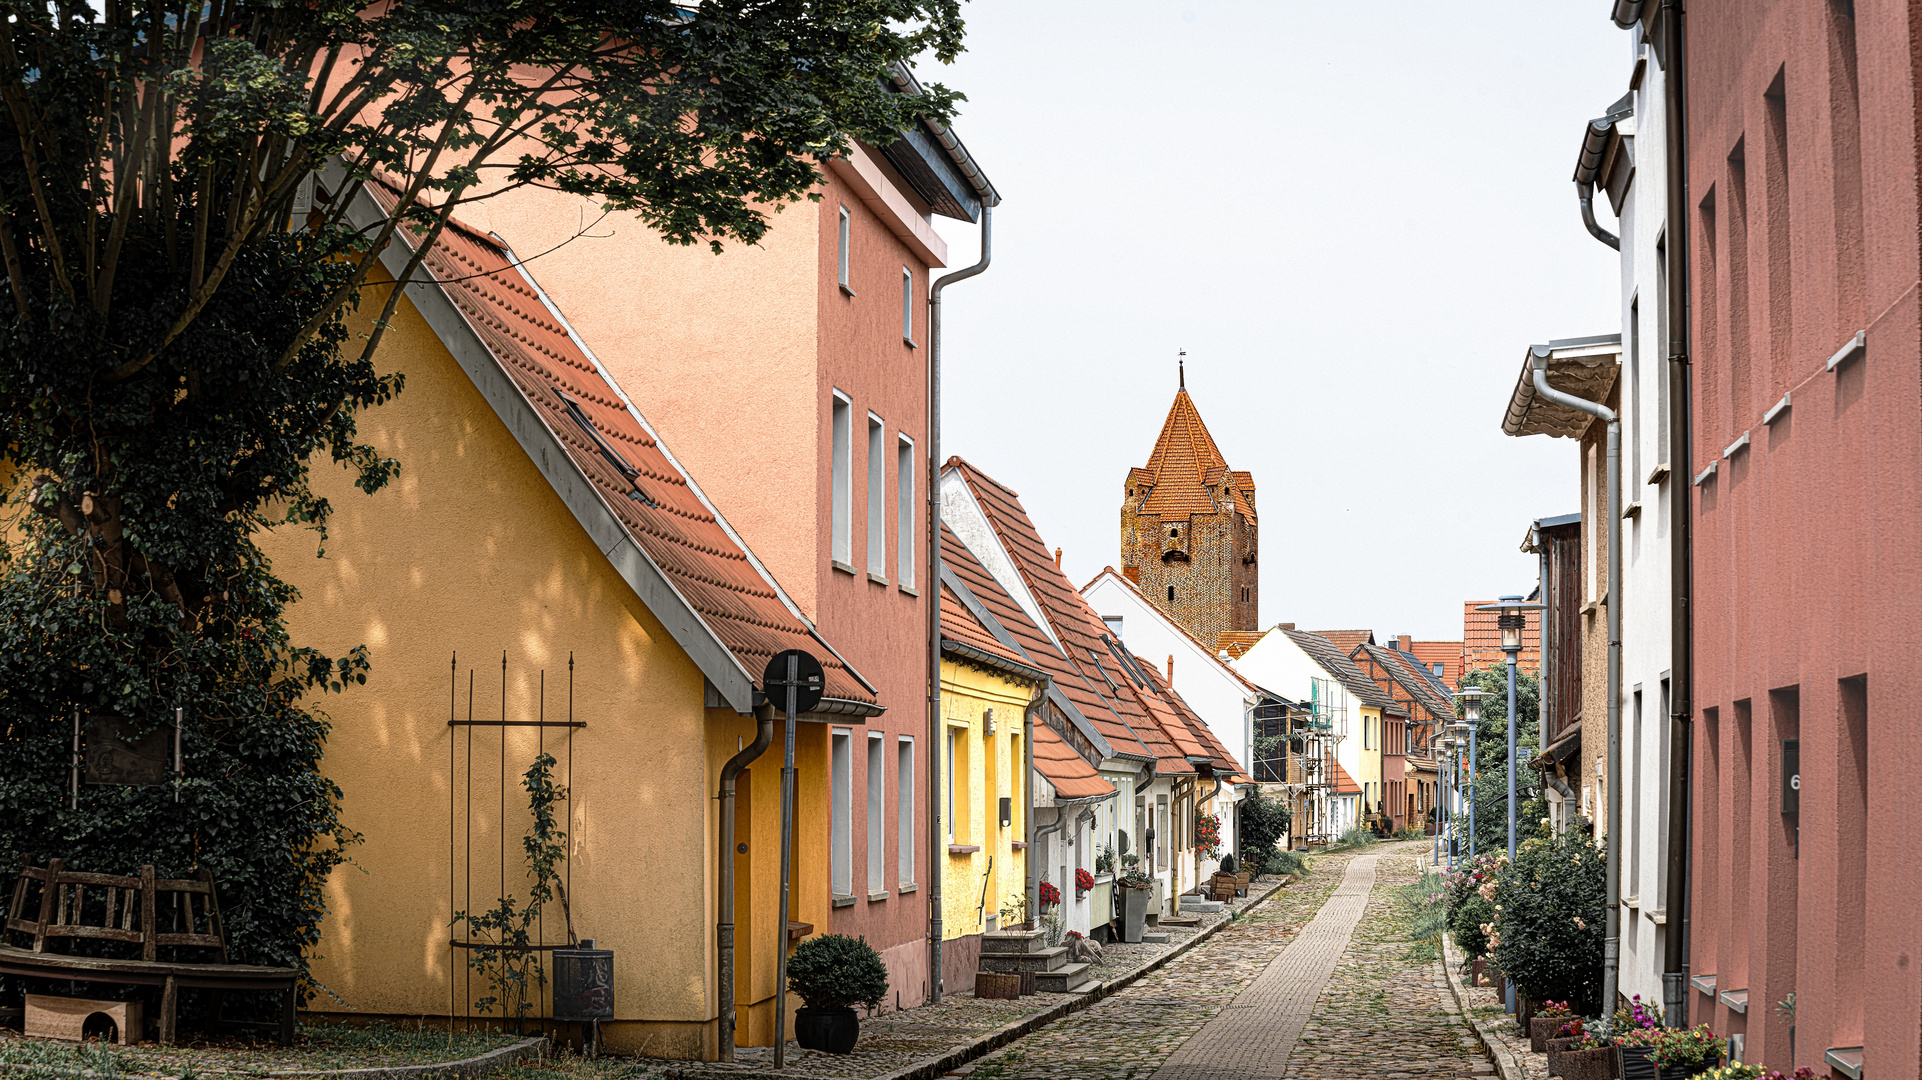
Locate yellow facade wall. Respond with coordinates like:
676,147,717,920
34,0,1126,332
1359,705,1383,819
254,282,805,1060
938,659,1032,939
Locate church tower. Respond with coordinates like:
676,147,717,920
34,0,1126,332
1121,367,1258,650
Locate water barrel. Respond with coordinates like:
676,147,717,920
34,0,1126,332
552,939,614,1021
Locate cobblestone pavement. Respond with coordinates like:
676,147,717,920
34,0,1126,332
1446,935,1550,1080
958,842,1493,1080
656,876,1289,1080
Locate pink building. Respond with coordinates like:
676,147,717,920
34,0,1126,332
1684,1,1921,1074
456,76,998,1025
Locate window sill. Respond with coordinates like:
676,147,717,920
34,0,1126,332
787,920,814,941
868,571,889,586
831,894,857,909
831,559,857,576
897,882,918,894
839,283,857,297
1621,501,1641,519
1010,841,1028,850
1622,894,1639,909
1646,463,1670,485
866,890,890,903
898,583,920,597
947,844,981,856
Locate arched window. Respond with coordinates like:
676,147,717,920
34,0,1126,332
1167,585,1175,602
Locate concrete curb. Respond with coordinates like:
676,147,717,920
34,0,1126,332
0,1036,548,1080
665,876,1296,1080
1440,933,1526,1080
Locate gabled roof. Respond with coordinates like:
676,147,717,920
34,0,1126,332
1216,631,1267,660
1331,760,1362,797
1134,387,1253,520
1314,630,1376,654
1128,651,1253,784
1276,628,1399,712
946,460,1171,767
940,586,1044,682
940,526,1113,800
1356,643,1455,726
1080,566,1260,696
361,185,876,714
1407,641,1462,689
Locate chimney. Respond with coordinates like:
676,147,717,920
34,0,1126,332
1054,547,1063,567
1398,634,1412,652
1279,622,1296,630
1166,655,1175,682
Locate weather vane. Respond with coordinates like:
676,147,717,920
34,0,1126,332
1178,348,1185,389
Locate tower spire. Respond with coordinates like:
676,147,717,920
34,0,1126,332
1178,348,1185,389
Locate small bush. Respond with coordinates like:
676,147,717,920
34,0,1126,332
1486,829,1605,1013
1327,827,1378,851
1443,851,1502,960
785,935,888,1011
1267,850,1308,878
1236,794,1290,871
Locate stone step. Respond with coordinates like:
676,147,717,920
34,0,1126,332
979,945,1068,973
980,929,1046,955
1033,962,1095,993
1141,931,1170,944
1178,894,1224,914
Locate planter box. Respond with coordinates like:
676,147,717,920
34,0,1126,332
1556,1046,1616,1080
1529,1016,1560,1052
1619,1045,1657,1080
1120,885,1150,942
1544,1035,1581,1076
1469,957,1486,986
974,972,1021,1000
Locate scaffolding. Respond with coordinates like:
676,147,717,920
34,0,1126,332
1250,679,1350,848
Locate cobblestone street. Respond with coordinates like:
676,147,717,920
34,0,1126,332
956,842,1491,1080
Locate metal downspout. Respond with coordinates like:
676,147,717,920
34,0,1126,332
1530,351,1623,1018
1658,0,1694,1027
1579,181,1623,250
927,205,992,1003
1025,680,1046,927
716,704,775,1061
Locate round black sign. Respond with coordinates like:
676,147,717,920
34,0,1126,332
762,649,825,715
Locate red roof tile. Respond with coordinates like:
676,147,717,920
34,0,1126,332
1134,389,1253,520
1331,760,1362,796
387,199,874,708
1215,631,1267,660
1462,602,1542,677
1313,630,1376,654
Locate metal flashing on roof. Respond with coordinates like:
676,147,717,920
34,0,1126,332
1538,511,1584,529
942,639,1048,685
885,64,1001,217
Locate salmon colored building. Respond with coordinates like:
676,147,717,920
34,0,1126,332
1460,601,1541,679
453,70,1000,1016
1682,0,1922,1073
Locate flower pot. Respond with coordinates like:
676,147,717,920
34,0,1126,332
1556,1046,1616,1080
794,1006,860,1055
1470,957,1486,987
1529,1016,1559,1052
1619,1045,1657,1080
1544,1035,1581,1076
1120,884,1150,943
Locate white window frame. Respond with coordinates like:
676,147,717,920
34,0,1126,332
946,727,957,841
896,434,916,589
901,266,915,345
831,728,853,897
831,391,853,569
837,205,852,294
867,732,886,896
897,736,916,887
867,413,886,577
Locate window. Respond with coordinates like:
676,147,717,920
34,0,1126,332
1167,586,1175,603
867,414,886,576
896,435,915,587
837,206,852,293
1655,235,1670,467
831,392,852,567
867,733,885,895
1156,795,1168,867
897,737,915,886
901,267,915,345
946,728,956,841
1629,297,1642,485
831,729,852,896
1585,444,1599,601
1102,616,1123,640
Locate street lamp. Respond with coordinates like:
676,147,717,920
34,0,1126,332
1450,716,1476,859
1476,595,1544,1015
1438,734,1458,868
1456,688,1486,862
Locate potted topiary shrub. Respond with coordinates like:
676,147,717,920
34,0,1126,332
784,934,888,1054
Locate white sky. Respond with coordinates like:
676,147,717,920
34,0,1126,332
926,1,1629,642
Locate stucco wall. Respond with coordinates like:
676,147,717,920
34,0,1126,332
938,658,1031,951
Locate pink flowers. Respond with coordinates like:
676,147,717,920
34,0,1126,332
1572,915,1587,930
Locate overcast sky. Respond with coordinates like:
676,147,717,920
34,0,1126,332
925,2,1629,643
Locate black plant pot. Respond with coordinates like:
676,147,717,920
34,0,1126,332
1620,1045,1657,1080
794,1006,860,1054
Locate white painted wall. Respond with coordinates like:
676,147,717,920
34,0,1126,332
1610,26,1675,1013
1230,630,1360,841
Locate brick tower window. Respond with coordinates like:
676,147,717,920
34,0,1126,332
1167,586,1175,602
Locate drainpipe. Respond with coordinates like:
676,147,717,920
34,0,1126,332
1658,0,1694,1028
927,205,992,1003
716,704,775,1061
1024,680,1044,928
1578,182,1622,250
1530,349,1622,1017
1031,808,1067,924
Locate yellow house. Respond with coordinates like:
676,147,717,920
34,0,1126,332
1357,703,1384,828
934,588,1041,994
257,192,885,1060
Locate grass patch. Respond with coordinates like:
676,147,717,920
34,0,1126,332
1395,868,1447,962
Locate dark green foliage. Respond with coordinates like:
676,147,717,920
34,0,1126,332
1266,850,1307,879
1487,830,1606,1013
0,0,969,1001
1236,792,1290,872
1457,667,1544,854
1443,853,1500,960
454,754,567,1018
785,935,888,1012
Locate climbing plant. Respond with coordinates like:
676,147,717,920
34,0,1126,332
454,753,568,1020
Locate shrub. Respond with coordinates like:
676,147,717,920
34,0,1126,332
1328,826,1377,851
1267,850,1308,878
1237,794,1290,870
1487,829,1605,1013
785,935,888,1012
1443,852,1503,959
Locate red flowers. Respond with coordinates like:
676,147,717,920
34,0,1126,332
1075,868,1095,892
1039,880,1061,907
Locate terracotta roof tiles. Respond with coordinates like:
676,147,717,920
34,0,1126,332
1134,389,1254,520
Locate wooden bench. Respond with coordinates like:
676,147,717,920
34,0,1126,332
1,859,297,1045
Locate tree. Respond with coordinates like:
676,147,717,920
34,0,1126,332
1456,665,1544,852
1236,792,1291,872
0,0,967,995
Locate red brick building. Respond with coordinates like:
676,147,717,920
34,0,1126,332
1682,0,1922,1072
1460,601,1541,679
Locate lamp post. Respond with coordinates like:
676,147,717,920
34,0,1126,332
1457,689,1487,864
1476,596,1543,1015
1438,734,1457,869
1451,715,1476,860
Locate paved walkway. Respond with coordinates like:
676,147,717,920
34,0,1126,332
960,843,1488,1080
1150,855,1380,1080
